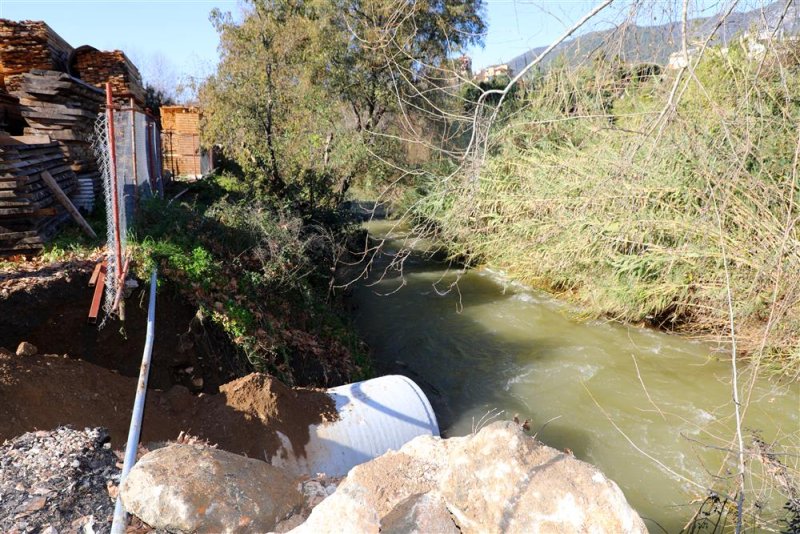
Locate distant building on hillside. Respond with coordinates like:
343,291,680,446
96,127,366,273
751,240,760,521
667,48,699,70
668,28,800,69
475,63,512,83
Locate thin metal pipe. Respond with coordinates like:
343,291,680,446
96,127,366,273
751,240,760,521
130,97,139,214
110,268,158,534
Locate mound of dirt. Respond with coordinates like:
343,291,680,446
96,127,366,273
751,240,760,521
0,351,337,462
214,374,339,458
0,426,118,533
0,256,100,299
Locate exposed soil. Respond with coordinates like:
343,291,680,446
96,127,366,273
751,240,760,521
213,373,338,460
0,350,337,462
0,261,247,394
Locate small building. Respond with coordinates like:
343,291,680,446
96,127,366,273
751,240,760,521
667,48,698,70
160,105,211,179
475,64,512,83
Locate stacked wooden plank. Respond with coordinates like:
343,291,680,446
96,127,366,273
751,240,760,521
11,70,104,184
0,141,76,255
161,105,202,177
72,46,145,105
0,87,22,134
0,20,73,92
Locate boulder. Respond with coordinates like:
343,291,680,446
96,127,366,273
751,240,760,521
120,444,302,533
381,492,460,534
15,342,37,356
292,421,646,533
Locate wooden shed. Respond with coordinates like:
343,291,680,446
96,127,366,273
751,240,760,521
161,105,208,178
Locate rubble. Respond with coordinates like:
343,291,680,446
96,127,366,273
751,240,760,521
0,426,119,533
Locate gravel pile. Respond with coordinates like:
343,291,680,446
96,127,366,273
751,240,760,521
0,426,120,533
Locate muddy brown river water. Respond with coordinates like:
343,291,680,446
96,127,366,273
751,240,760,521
347,220,799,533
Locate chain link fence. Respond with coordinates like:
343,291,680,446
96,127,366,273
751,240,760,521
93,98,165,320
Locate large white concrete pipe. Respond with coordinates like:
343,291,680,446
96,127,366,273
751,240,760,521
271,375,439,477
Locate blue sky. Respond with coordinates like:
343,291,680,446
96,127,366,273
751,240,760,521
0,0,693,84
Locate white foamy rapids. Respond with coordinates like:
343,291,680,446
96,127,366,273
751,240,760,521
510,292,541,304
504,368,534,391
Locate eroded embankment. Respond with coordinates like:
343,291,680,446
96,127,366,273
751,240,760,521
0,349,336,460
0,259,245,394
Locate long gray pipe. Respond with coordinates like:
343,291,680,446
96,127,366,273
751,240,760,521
110,268,158,534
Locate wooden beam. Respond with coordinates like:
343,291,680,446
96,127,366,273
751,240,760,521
31,207,58,217
88,262,106,324
40,170,97,239
0,134,52,145
88,261,103,287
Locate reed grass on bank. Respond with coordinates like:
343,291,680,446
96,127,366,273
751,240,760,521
416,43,800,378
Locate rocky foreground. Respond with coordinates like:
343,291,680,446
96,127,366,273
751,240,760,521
116,421,645,533
0,348,646,533
0,421,646,533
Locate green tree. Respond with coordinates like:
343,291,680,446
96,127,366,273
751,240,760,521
200,0,485,205
144,84,174,120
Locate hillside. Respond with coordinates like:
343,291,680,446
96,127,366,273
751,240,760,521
505,0,800,73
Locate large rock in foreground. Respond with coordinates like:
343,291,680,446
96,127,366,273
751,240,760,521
292,421,646,533
120,444,302,533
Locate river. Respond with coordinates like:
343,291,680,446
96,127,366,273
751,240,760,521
346,219,799,533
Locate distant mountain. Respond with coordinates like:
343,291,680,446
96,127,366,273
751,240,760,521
503,1,800,74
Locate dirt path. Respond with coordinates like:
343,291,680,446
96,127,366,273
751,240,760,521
0,350,336,461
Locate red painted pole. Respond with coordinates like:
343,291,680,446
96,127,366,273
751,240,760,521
106,83,123,313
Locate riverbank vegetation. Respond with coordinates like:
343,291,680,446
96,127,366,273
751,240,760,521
179,0,485,385
199,0,484,207
412,42,800,380
129,175,369,387
175,2,798,528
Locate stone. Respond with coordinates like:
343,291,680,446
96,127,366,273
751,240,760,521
381,492,460,534
437,422,646,533
272,514,305,533
121,444,302,533
291,480,381,534
291,422,646,534
15,342,37,357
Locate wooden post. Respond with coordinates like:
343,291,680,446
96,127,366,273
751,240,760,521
41,170,97,239
88,262,106,324
88,261,103,287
